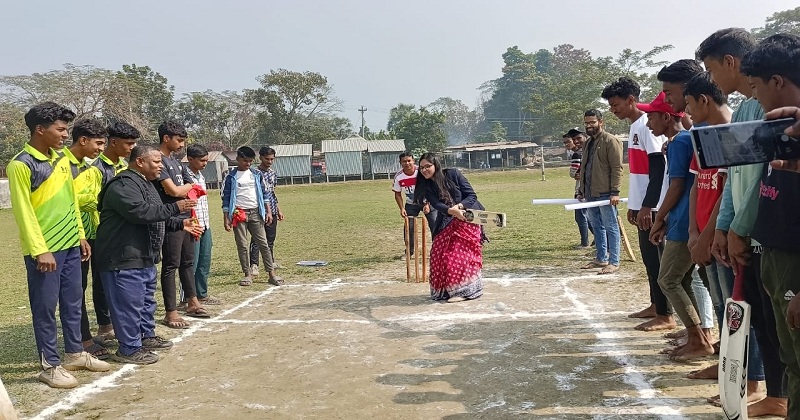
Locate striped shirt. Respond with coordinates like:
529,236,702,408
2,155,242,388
254,165,278,214
185,168,210,229
8,143,85,256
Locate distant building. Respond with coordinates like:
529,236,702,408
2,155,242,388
181,150,229,189
366,139,406,179
272,144,313,184
443,141,539,169
321,136,367,182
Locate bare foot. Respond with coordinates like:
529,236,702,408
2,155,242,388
709,384,765,407
669,341,714,362
748,396,787,418
659,344,683,355
667,337,688,347
664,328,687,339
686,363,717,379
713,341,720,354
628,304,657,318
635,315,676,331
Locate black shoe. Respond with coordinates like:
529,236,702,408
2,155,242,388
142,336,174,350
112,349,159,365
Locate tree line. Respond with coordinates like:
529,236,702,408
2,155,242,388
1,7,797,168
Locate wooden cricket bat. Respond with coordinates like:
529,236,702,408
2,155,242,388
463,210,507,228
719,263,750,420
616,216,637,262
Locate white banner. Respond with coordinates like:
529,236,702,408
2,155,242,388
564,198,628,210
530,198,581,205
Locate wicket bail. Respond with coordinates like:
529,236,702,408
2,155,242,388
404,216,428,283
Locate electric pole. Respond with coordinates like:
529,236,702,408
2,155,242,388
358,106,367,138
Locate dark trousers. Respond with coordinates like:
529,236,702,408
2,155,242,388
250,220,277,267
101,267,157,356
26,247,83,368
574,208,592,247
79,239,111,342
744,252,787,398
762,248,800,417
161,230,196,311
194,228,213,299
634,211,672,316
403,203,437,255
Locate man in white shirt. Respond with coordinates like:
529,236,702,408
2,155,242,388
392,153,436,259
602,77,675,331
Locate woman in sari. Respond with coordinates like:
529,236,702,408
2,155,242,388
414,153,484,303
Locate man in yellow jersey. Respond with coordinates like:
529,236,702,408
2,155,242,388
8,102,110,389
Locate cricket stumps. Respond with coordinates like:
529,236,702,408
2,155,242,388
404,216,428,283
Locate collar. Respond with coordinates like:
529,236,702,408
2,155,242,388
98,153,126,169
62,148,88,168
23,143,59,163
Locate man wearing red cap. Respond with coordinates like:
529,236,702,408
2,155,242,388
640,92,715,361
602,77,674,332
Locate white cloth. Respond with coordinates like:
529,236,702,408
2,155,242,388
627,113,668,210
235,170,258,209
392,168,418,204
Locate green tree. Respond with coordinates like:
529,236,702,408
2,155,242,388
175,91,232,144
390,105,446,153
753,7,800,39
386,103,415,132
427,97,477,145
0,102,28,169
116,64,175,136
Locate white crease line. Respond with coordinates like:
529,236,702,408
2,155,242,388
384,310,630,323
559,279,686,419
32,287,280,420
209,319,371,325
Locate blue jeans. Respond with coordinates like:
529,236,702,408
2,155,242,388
574,209,591,247
101,267,158,356
586,195,620,266
194,228,213,299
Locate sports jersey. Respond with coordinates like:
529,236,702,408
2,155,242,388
689,156,727,232
8,143,85,257
627,113,668,210
392,168,419,204
665,131,695,242
63,148,104,239
92,153,127,186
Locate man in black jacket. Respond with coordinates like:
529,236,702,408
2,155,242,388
94,145,201,365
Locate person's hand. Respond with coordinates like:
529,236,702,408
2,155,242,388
36,252,57,273
423,203,430,214
576,194,585,202
728,231,752,267
183,219,204,237
224,219,232,232
400,208,408,218
266,213,273,226
712,230,730,267
626,209,636,225
448,205,467,221
649,225,666,245
788,295,800,330
609,195,620,206
764,106,800,173
80,239,91,262
176,199,197,212
574,173,580,180
688,230,699,252
636,208,653,231
277,209,285,221
691,234,713,266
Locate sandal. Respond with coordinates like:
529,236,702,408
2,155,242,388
199,296,222,305
92,334,116,348
581,260,608,269
161,318,190,329
239,278,253,286
84,342,111,360
185,307,211,319
268,276,285,286
598,265,619,275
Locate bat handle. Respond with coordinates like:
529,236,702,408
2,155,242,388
732,263,746,302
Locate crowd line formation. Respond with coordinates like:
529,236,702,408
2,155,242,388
7,27,800,419
9,113,285,389
560,30,800,418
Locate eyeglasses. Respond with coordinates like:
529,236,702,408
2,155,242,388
420,164,434,170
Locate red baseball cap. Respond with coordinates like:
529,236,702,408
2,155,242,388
636,91,684,117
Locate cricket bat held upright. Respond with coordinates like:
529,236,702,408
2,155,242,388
719,263,751,420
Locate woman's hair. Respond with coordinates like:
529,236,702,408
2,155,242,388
414,152,454,206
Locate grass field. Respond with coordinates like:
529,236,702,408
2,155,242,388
0,165,645,414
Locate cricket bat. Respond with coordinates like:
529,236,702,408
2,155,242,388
463,210,507,228
719,263,750,420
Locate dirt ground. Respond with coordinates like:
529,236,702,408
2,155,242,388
14,267,784,419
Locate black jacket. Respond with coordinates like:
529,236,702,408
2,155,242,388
424,168,484,236
95,169,182,271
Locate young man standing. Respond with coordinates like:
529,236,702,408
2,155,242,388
63,119,110,360
184,144,219,305
153,121,208,328
250,147,284,275
563,129,592,249
222,146,282,286
96,145,201,364
90,120,140,343
577,109,623,274
602,78,673,331
392,152,436,259
640,94,713,361
8,102,109,388
657,59,704,130
742,33,800,418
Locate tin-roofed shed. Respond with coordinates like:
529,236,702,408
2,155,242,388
366,139,406,179
180,151,229,189
321,136,367,182
272,144,313,184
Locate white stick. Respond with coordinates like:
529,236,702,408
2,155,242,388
531,198,581,205
564,198,628,210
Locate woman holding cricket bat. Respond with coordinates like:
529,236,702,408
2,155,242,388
414,153,485,303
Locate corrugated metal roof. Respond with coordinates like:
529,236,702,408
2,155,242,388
180,150,228,162
445,141,539,153
273,144,312,157
366,139,406,153
322,136,367,153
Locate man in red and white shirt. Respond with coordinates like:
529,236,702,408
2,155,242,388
603,78,674,332
392,152,436,259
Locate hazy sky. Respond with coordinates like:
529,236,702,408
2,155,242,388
2,0,797,129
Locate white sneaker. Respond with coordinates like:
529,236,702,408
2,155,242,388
38,366,79,388
63,351,112,372
250,264,260,277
